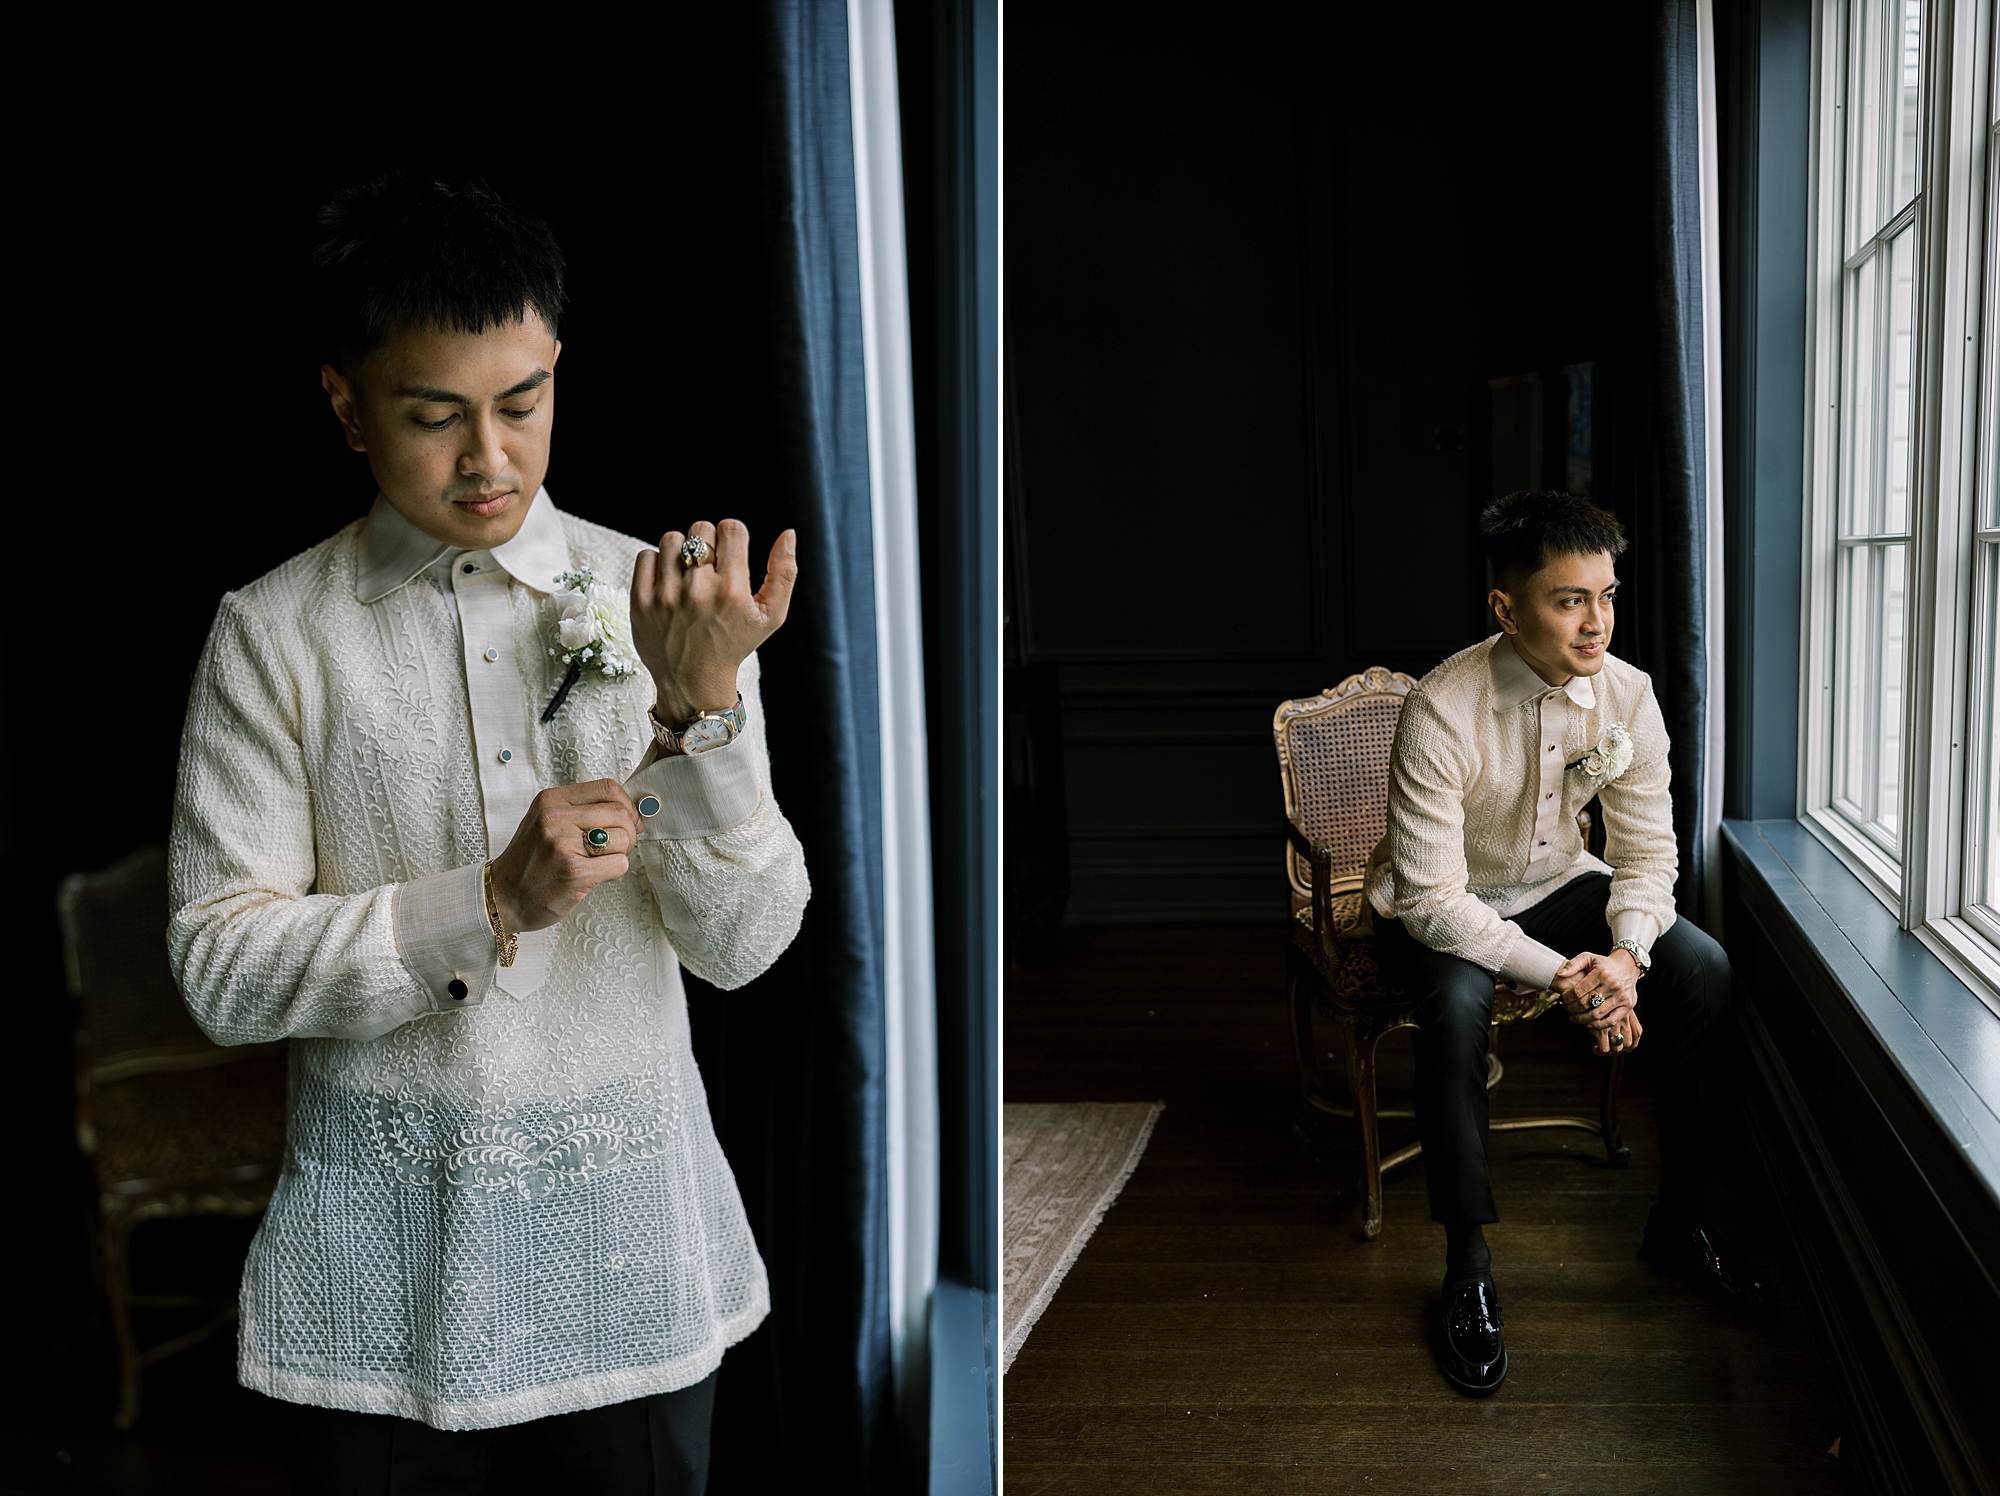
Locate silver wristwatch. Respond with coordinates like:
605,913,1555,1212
651,694,745,757
1612,938,1651,977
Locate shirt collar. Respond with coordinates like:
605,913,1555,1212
1488,634,1596,712
356,487,570,603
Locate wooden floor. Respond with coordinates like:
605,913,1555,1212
1003,925,1869,1496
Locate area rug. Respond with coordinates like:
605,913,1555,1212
1001,1101,1163,1372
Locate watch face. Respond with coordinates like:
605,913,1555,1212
682,716,734,754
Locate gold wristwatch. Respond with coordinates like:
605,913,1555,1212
651,694,746,757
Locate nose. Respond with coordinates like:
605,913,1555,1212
458,410,508,481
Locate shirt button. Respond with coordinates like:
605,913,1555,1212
1539,840,1547,846
1546,792,1554,799
484,648,499,662
448,978,469,1001
1548,744,1556,752
462,562,477,574
498,748,514,764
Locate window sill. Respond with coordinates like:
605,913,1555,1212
1722,818,2000,1208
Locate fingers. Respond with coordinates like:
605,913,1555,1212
714,518,752,592
538,779,639,810
754,529,799,628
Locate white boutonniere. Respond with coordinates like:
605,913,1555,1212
1566,721,1634,786
540,568,641,722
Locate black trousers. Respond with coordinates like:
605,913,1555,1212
1374,873,1732,1229
280,1372,716,1496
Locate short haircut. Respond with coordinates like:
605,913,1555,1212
1479,490,1628,591
312,174,566,371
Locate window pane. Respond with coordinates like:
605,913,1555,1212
1974,544,2000,917
1885,225,1917,534
1833,540,1907,845
1848,0,1887,250
1892,0,1924,215
1841,252,1881,535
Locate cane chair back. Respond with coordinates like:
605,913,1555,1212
1274,668,1417,913
58,843,286,1430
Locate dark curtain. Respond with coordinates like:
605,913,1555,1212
1646,0,1714,919
685,0,898,1488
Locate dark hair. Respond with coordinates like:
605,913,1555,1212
312,174,566,370
1478,489,1627,590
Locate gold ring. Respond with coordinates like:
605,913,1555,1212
585,827,611,853
1611,1030,1626,1048
679,535,713,568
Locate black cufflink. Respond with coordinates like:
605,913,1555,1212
448,978,469,1001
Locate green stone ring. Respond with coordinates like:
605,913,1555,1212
585,827,610,850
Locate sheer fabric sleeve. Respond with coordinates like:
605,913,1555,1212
623,652,810,989
168,594,465,1045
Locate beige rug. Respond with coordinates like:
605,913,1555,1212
1001,1101,1163,1373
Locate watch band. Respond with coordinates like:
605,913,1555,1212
651,693,746,756
1611,937,1650,977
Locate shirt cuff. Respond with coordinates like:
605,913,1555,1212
1609,912,1662,963
1497,934,1568,992
626,734,761,840
392,863,499,1010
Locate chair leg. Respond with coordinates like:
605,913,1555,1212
102,1215,142,1432
1286,965,1324,1137
1600,1052,1631,1168
1341,1020,1386,1240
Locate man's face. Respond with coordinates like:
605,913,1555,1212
321,312,560,551
1489,549,1619,685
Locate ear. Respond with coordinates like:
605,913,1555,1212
321,364,368,453
1489,587,1520,635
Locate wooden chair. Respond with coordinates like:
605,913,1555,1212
59,844,288,1431
1274,668,1627,1239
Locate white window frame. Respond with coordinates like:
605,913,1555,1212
1802,0,2000,1011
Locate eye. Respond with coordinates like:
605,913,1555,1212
414,414,456,431
502,406,536,421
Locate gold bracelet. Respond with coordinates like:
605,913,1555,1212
482,862,519,969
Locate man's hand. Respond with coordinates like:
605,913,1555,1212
489,781,641,934
632,519,798,726
1551,948,1644,1055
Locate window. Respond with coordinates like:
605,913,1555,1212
1805,0,2000,1003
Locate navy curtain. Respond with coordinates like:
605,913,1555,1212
1647,0,1713,919
685,0,897,1487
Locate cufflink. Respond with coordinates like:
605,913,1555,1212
448,978,469,1001
637,795,661,818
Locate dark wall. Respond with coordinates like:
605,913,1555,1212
1006,2,1657,926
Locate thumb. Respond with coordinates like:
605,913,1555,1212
755,529,799,626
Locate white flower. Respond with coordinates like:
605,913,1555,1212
1567,721,1634,786
1599,722,1633,782
549,568,639,680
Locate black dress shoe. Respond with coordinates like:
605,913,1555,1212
1641,1206,1776,1317
1431,1279,1508,1396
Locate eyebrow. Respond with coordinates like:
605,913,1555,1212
395,368,552,403
1549,583,1618,596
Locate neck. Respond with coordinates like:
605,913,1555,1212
1508,635,1572,688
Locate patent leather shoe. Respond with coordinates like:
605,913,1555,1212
1431,1278,1507,1396
1641,1206,1775,1318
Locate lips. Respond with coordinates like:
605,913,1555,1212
455,490,514,517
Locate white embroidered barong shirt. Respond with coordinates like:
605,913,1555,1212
1364,635,1678,991
168,489,809,1429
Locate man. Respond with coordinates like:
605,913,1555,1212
169,175,809,1494
1364,489,1767,1398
